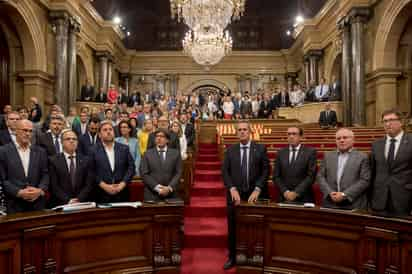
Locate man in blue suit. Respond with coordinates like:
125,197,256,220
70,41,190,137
91,120,135,203
0,119,49,214
78,117,100,155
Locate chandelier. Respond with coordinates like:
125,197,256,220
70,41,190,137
183,30,233,68
170,0,246,67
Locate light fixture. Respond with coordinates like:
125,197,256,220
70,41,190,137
295,15,304,24
126,31,131,37
286,30,291,36
113,16,122,25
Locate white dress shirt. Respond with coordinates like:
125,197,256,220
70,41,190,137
80,122,87,135
155,146,172,193
103,143,115,171
337,150,351,192
289,144,301,163
16,143,30,177
63,151,76,171
385,131,404,159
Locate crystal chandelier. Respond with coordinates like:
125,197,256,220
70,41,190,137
183,30,233,68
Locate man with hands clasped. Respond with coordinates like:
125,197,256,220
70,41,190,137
222,121,269,269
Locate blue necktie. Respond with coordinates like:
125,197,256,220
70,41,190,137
54,136,60,153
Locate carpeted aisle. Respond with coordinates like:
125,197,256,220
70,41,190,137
182,143,235,274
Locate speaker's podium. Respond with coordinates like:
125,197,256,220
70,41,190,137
0,203,183,274
236,202,412,274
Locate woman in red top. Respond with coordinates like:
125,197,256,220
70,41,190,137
107,84,119,104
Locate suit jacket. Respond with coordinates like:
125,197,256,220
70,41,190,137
258,101,273,118
90,142,135,202
317,150,370,209
240,101,253,116
319,110,337,127
0,129,12,146
140,147,182,201
0,143,49,214
183,123,195,147
48,153,94,207
78,132,100,155
370,134,412,215
72,122,88,137
36,132,59,156
95,93,107,103
128,94,141,107
222,141,269,199
117,94,129,105
329,82,341,101
273,145,317,203
147,131,180,150
80,85,95,101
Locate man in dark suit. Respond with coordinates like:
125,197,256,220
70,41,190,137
78,118,100,155
0,111,20,146
36,114,65,156
370,109,412,216
117,88,129,105
95,88,107,103
180,113,195,148
222,120,269,269
318,128,371,209
140,128,182,201
128,92,141,107
319,102,337,128
329,75,341,101
72,111,89,137
0,119,49,214
273,127,317,203
91,120,135,203
48,130,94,207
80,79,95,101
0,105,12,130
277,90,290,107
147,116,179,149
258,95,273,118
240,95,253,118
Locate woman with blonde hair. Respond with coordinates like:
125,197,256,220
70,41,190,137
138,119,154,156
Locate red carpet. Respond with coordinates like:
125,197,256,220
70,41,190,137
182,143,235,274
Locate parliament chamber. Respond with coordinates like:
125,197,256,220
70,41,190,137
1,0,412,273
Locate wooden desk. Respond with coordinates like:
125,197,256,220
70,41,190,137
0,204,183,274
236,203,412,274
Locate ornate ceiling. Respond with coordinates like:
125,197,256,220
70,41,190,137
91,0,327,51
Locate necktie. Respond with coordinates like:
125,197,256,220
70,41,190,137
241,146,249,193
68,155,76,188
320,86,323,97
290,147,297,165
387,138,396,168
159,150,166,161
55,136,60,153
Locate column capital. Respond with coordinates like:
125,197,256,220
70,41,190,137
348,7,371,24
49,10,70,25
337,16,351,30
304,49,323,60
285,72,298,79
69,16,81,33
95,51,113,61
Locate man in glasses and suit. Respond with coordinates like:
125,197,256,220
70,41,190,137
273,126,317,203
222,120,269,269
48,130,95,207
140,128,182,201
0,119,49,214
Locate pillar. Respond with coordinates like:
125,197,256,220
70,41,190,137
338,17,352,126
96,51,109,92
306,50,323,85
304,58,310,88
107,59,113,89
67,17,81,106
349,7,370,125
285,72,298,91
50,11,70,113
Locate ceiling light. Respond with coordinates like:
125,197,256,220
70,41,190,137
127,31,131,36
286,30,291,36
295,15,304,24
113,16,122,25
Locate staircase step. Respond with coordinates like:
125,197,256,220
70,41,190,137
181,248,235,274
196,161,221,170
185,196,227,218
197,155,220,162
198,149,218,154
195,171,221,182
198,143,218,149
191,182,226,197
184,217,227,248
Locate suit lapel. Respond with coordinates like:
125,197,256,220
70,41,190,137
234,144,241,172
394,134,409,162
330,152,338,185
114,143,120,174
249,142,256,177
27,147,37,180
339,151,354,185
11,144,26,178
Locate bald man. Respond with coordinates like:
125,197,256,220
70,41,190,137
0,119,49,214
317,128,371,209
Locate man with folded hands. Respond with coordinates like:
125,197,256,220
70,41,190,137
317,128,370,209
273,126,317,203
140,128,182,202
48,130,95,207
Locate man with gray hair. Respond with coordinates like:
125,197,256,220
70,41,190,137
36,114,66,156
317,128,371,209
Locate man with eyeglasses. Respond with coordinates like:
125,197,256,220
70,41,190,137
48,130,95,207
370,109,412,216
222,120,269,269
273,127,317,203
0,111,20,146
140,128,182,201
0,119,49,214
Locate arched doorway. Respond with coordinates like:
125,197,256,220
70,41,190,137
330,53,342,82
76,56,87,100
0,28,9,108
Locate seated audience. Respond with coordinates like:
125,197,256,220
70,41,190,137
48,130,94,207
140,128,182,201
115,120,141,176
315,77,330,102
370,109,412,216
317,128,370,209
0,119,49,214
319,102,337,128
273,127,317,203
91,121,135,203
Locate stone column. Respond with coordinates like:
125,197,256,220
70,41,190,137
349,7,370,125
107,59,113,89
50,11,70,113
304,58,310,88
338,17,352,126
307,50,323,85
96,51,109,92
170,74,179,97
120,73,130,96
155,75,167,95
67,17,81,106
